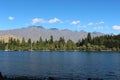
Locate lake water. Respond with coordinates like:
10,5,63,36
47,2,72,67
0,51,120,79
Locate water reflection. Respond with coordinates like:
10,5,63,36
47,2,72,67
0,51,120,79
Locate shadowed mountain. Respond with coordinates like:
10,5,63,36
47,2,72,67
0,26,104,42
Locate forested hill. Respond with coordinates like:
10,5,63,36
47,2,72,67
0,26,103,42
0,33,119,51
76,33,120,51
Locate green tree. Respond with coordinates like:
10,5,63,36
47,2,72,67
66,39,76,50
37,37,44,50
87,33,91,43
58,37,66,50
21,37,26,46
50,35,53,44
21,37,26,50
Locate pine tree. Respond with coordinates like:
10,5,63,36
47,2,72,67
87,33,91,43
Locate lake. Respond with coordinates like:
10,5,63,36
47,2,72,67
0,51,120,79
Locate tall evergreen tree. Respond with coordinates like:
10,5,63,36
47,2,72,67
58,37,65,50
87,33,91,43
50,35,53,44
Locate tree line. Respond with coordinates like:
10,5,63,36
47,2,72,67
0,33,120,51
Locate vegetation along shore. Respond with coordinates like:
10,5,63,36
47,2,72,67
0,33,119,51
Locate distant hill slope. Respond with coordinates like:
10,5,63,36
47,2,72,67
0,26,104,42
0,34,22,42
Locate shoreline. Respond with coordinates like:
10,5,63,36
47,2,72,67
0,49,120,52
0,73,104,80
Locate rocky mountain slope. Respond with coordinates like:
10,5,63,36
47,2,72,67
0,26,104,42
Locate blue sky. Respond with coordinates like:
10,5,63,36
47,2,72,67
0,0,120,34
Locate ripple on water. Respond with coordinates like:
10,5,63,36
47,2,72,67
104,71,119,80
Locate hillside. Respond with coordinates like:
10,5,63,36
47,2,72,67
0,26,104,42
0,34,22,42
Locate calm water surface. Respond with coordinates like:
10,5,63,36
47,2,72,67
0,51,120,79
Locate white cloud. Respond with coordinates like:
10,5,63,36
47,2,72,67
94,26,108,30
8,16,14,21
71,20,80,25
96,21,104,24
32,18,45,25
112,25,120,31
87,21,104,26
94,26,102,30
87,22,93,26
48,18,61,23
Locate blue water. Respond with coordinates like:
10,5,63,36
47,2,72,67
0,51,120,79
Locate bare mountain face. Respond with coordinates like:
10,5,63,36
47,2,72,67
0,26,104,42
0,34,22,42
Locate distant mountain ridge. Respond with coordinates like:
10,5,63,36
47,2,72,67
0,26,104,42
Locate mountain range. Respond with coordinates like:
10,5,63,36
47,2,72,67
0,26,104,42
